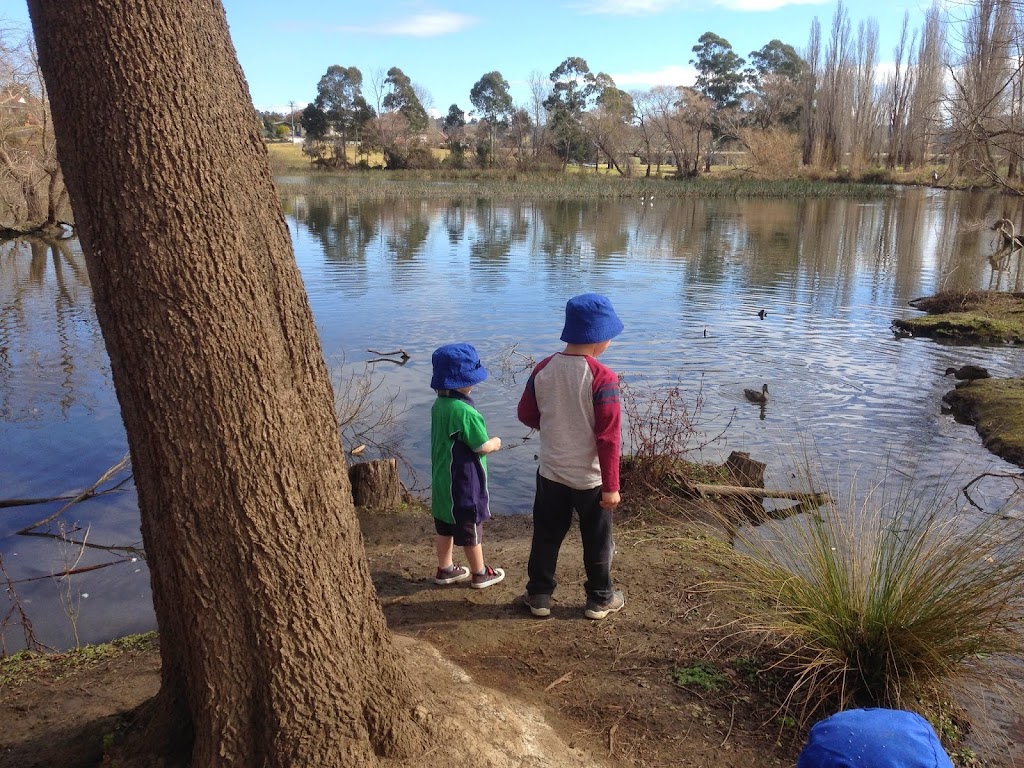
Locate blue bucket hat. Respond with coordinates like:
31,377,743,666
560,293,624,345
797,709,954,768
430,343,488,391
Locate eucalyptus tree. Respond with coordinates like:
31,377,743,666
300,101,328,138
691,32,746,110
508,108,534,165
314,64,372,167
745,39,806,130
441,103,468,166
383,66,429,133
470,70,512,166
368,66,432,168
26,0,427,764
543,56,602,166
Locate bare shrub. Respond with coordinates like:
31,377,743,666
620,377,730,492
330,355,407,462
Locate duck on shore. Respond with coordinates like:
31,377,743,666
744,383,769,404
945,365,991,383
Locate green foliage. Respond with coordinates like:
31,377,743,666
470,71,513,125
715,474,1024,718
691,32,746,109
672,661,730,692
383,67,429,133
300,103,329,140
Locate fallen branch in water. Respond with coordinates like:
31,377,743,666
367,348,410,362
15,453,132,534
687,483,832,505
8,557,133,586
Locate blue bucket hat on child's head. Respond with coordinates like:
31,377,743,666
560,293,624,344
430,343,488,391
797,708,954,768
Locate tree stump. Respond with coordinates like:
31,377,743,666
348,458,401,509
724,451,766,488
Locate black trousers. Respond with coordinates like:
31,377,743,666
526,472,614,603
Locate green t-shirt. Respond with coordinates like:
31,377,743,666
430,393,490,524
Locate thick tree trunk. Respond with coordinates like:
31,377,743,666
27,2,422,766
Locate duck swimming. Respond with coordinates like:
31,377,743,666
744,383,769,403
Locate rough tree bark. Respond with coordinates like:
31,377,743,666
27,1,424,765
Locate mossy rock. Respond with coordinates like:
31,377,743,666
894,291,1024,343
943,378,1024,467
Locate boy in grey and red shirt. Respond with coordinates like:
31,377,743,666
517,293,625,620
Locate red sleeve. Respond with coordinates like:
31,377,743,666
517,355,552,430
589,359,621,493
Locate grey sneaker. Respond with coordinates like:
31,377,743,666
471,565,505,589
521,592,552,617
434,564,470,585
584,591,625,620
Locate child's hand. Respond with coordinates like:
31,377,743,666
600,490,620,509
478,436,501,454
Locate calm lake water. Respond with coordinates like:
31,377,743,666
3,185,1024,652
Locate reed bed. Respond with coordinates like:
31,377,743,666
712,473,1024,721
273,172,892,201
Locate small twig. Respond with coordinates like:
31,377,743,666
720,701,736,747
544,671,573,691
608,722,618,756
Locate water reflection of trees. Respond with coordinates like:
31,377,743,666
0,237,102,420
285,190,1013,304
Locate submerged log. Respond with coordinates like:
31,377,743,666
349,458,401,509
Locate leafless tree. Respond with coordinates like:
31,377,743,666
0,30,68,237
802,17,821,165
886,13,918,168
631,88,663,177
945,0,1017,183
905,2,946,168
527,70,549,159
818,2,854,169
850,18,881,169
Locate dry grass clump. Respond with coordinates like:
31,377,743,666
714,476,1024,721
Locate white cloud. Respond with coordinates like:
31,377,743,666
577,0,827,12
611,64,697,89
575,0,681,14
714,0,826,10
340,11,478,37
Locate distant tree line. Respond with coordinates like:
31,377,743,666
251,0,1024,188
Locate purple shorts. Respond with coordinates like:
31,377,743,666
435,513,483,547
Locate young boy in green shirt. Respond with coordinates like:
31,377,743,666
429,343,505,589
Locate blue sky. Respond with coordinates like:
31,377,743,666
11,0,934,117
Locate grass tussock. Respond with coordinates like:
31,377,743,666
713,476,1024,721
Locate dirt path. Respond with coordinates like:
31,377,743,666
4,504,1023,767
364,507,794,768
